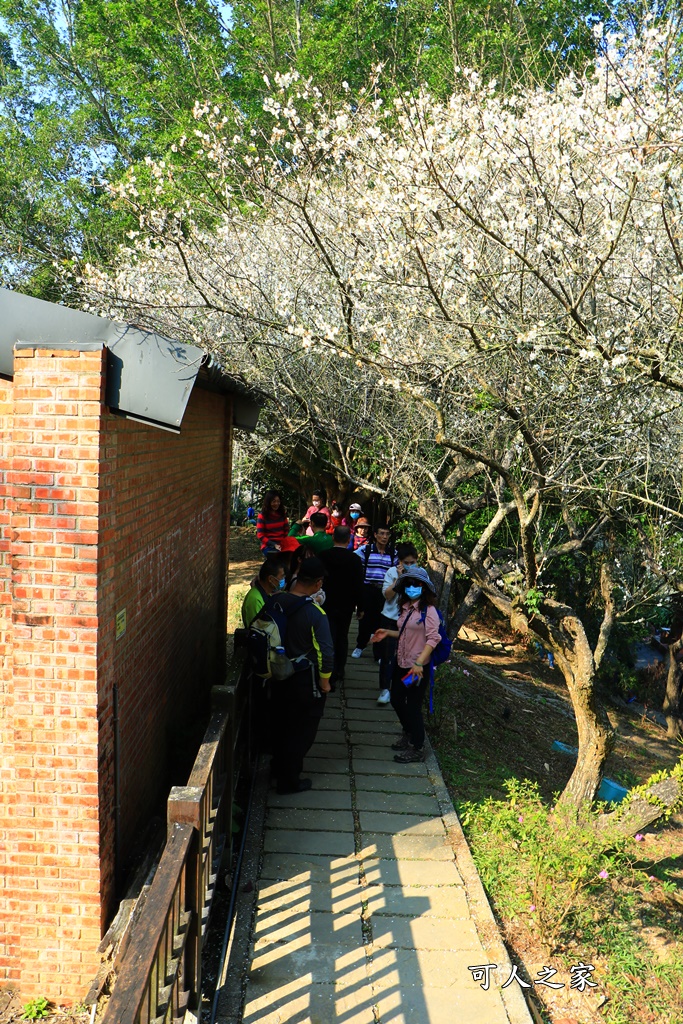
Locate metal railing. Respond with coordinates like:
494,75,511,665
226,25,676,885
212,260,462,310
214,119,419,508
101,653,251,1024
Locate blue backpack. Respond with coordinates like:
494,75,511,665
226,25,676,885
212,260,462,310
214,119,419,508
430,608,452,667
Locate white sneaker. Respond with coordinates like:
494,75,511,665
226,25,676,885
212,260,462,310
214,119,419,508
351,648,364,658
377,689,391,705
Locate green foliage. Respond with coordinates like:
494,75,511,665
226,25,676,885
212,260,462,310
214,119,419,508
227,0,608,108
459,780,683,1022
524,587,544,617
0,0,231,295
619,757,683,822
460,779,632,952
0,0,609,295
20,997,50,1020
596,657,639,700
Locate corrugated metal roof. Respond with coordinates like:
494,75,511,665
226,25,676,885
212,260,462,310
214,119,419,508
0,288,262,432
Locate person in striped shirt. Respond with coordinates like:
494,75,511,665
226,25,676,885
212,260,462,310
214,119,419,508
256,490,299,553
351,525,397,699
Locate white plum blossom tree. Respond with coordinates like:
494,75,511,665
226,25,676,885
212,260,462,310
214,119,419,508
82,24,683,816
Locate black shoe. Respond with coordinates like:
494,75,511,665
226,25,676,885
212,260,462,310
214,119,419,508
276,778,313,795
391,733,411,751
393,747,425,764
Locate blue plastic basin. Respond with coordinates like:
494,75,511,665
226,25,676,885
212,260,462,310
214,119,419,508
597,777,628,803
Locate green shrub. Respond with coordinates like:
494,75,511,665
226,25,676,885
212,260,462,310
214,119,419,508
459,779,683,1023
21,998,50,1020
460,778,632,954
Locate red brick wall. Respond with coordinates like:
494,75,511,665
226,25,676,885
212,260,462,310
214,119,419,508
0,377,15,985
0,349,105,997
0,348,233,1002
96,387,231,914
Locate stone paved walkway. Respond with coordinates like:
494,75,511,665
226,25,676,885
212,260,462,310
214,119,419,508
238,653,533,1024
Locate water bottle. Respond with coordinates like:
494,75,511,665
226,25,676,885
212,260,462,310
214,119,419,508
270,645,294,681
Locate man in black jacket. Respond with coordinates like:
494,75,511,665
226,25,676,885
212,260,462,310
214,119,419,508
320,526,364,687
270,557,334,795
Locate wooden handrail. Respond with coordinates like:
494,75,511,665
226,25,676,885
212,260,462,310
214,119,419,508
100,824,194,1024
100,652,251,1024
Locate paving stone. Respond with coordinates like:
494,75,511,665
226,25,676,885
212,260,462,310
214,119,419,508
365,884,470,920
253,907,362,949
368,946,504,989
254,902,362,942
351,747,403,764
346,708,397,722
268,788,352,810
346,717,397,732
370,915,482,952
303,772,352,791
371,974,509,1024
308,741,348,758
267,808,355,832
358,811,445,836
347,735,396,750
359,834,454,861
244,976,377,1023
353,758,428,777
260,852,359,884
355,791,440,815
354,773,434,795
361,858,464,888
247,943,370,990
304,757,350,774
256,879,366,916
345,698,380,709
264,829,355,857
319,717,342,728
317,719,344,732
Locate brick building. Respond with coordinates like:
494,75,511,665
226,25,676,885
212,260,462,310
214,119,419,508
0,289,260,1001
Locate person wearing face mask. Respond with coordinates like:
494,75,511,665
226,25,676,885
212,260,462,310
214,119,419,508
374,543,419,704
241,553,290,628
372,566,440,763
326,504,343,534
304,490,330,535
344,502,364,535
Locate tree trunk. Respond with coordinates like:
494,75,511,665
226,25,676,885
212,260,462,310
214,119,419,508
663,636,683,739
593,561,616,671
510,600,615,810
428,557,454,616
557,673,614,810
595,775,682,835
450,584,482,634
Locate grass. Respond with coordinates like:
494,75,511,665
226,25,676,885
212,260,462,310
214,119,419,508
429,649,683,1024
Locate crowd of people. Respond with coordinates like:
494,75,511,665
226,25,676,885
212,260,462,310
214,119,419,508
241,488,443,796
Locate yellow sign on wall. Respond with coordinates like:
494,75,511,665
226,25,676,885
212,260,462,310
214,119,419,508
115,608,127,640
